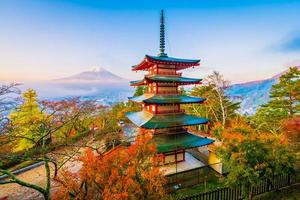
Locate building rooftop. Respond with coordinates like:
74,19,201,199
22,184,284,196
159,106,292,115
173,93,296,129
129,94,206,104
132,55,200,71
130,75,202,86
154,132,214,153
146,55,200,64
126,111,209,129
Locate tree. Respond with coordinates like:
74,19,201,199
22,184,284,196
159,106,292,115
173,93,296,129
281,116,300,167
215,119,295,200
251,106,287,133
53,133,166,200
133,86,148,97
41,97,98,143
111,101,140,122
8,89,47,152
0,83,20,131
251,67,300,133
0,95,102,200
187,71,239,131
269,67,300,116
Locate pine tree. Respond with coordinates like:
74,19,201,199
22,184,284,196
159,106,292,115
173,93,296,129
252,67,300,133
9,89,47,152
268,67,300,116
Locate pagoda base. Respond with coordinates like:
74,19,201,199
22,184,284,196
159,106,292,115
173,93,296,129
161,152,206,176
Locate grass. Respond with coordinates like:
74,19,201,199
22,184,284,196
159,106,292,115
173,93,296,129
254,184,300,200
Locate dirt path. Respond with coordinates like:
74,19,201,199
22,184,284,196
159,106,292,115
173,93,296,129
0,164,48,200
0,130,109,200
0,156,83,200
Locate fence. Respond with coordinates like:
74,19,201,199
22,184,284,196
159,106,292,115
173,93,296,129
177,173,300,200
166,166,212,192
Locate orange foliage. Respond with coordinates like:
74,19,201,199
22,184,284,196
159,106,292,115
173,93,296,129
281,116,300,152
53,134,166,200
68,128,76,137
282,117,300,136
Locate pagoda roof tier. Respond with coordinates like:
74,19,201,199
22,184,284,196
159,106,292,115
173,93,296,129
154,132,214,153
129,94,206,104
132,55,200,71
126,111,208,129
130,75,202,86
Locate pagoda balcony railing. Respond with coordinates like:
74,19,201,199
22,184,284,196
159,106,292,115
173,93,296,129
156,109,185,114
156,91,179,95
145,91,183,95
148,72,182,76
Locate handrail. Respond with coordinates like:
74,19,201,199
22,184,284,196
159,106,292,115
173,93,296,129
156,109,185,114
149,71,182,76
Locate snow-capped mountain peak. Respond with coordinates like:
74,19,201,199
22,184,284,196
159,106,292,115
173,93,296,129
56,67,128,83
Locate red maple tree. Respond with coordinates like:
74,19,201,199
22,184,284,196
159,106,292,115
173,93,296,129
53,133,166,200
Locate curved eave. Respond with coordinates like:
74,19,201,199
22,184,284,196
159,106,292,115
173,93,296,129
146,55,200,65
144,95,206,104
128,94,154,104
129,94,206,104
130,79,145,86
130,76,202,86
132,55,200,71
154,132,214,153
146,76,202,84
126,111,209,129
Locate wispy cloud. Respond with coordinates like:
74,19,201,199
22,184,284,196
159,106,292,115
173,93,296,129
279,33,300,52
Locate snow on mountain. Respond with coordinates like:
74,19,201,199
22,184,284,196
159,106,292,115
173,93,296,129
19,67,132,103
226,66,300,115
56,67,128,83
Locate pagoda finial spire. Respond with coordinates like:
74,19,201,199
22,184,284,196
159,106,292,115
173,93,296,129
159,9,167,57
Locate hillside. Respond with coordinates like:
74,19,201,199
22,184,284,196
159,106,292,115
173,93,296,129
226,66,300,115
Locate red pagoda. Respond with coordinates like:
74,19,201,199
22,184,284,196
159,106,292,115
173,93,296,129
126,10,213,172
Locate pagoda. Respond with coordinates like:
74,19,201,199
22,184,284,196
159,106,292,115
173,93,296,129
126,10,214,169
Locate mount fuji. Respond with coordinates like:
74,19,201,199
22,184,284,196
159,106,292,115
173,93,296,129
18,67,133,105
56,67,128,84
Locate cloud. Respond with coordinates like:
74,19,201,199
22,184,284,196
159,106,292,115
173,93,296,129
280,33,300,52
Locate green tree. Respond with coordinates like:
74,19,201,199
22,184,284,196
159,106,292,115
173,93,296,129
133,86,148,96
251,67,300,133
269,67,300,116
186,71,239,131
8,89,47,152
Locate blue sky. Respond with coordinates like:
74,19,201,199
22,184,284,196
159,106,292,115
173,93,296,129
1,0,300,83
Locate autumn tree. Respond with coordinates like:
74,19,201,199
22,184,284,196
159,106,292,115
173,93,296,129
8,89,48,152
281,116,300,167
187,71,239,131
215,119,295,200
251,67,300,133
53,133,166,200
0,94,102,200
41,97,99,143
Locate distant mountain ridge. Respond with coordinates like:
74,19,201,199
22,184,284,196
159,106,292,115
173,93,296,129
56,67,128,83
226,66,300,115
20,67,132,103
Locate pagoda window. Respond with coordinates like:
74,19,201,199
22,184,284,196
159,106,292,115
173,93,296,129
163,150,185,164
152,105,156,113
